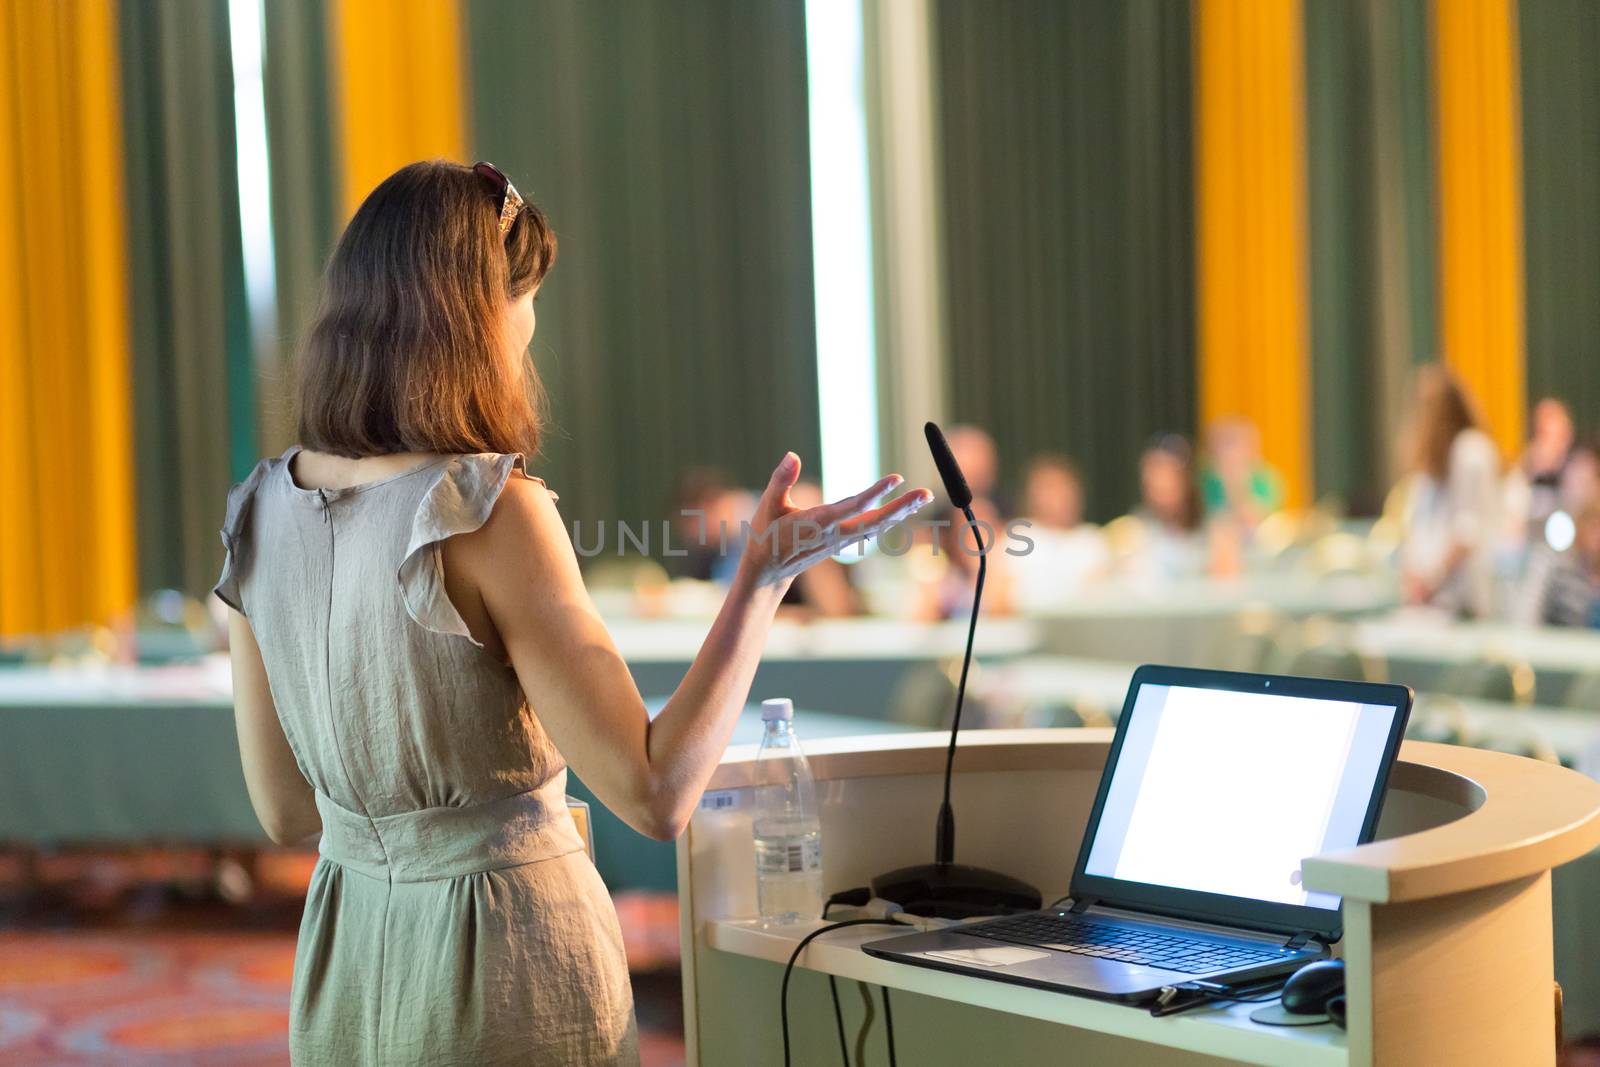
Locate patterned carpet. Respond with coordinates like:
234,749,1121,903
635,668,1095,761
0,932,293,1066
0,851,686,1066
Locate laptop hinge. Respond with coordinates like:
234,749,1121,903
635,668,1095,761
1284,931,1318,950
1068,897,1096,915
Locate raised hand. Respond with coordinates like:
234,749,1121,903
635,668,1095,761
740,452,933,588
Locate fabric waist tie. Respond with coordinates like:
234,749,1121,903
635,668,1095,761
314,779,587,883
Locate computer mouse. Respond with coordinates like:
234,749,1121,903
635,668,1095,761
1281,959,1345,1015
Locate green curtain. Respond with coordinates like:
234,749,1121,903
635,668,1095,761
1521,0,1600,433
260,0,341,455
933,0,1195,522
120,0,255,597
464,0,820,539
1304,0,1435,513
1306,0,1379,511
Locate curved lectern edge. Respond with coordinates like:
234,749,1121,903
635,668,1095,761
1303,740,1600,905
704,729,1600,908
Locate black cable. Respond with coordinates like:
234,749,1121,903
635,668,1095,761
821,893,869,1067
827,976,849,1064
1148,976,1289,1017
780,919,902,1067
881,986,897,1067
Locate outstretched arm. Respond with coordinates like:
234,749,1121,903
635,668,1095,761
455,453,930,840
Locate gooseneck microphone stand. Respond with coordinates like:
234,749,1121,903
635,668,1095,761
870,424,1042,919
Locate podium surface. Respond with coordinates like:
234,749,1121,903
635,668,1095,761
676,729,1600,1065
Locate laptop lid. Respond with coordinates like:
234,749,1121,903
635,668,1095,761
1070,665,1413,942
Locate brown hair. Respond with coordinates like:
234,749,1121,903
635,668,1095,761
296,160,556,459
1408,363,1481,481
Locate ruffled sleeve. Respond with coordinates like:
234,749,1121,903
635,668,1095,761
212,458,275,615
398,452,553,645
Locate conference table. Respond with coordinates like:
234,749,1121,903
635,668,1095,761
606,615,1040,721
1353,612,1600,705
0,656,910,892
973,654,1600,767
1028,573,1399,664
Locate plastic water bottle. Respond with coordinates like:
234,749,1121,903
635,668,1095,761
753,698,823,925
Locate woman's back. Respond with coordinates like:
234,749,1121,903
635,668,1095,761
218,447,564,815
217,446,638,1065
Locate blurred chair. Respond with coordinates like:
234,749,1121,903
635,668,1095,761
1283,643,1371,683
1307,531,1375,578
1439,655,1537,706
1276,616,1382,683
1563,673,1600,712
1407,694,1472,746
887,660,961,729
584,558,670,593
1221,604,1289,674
1251,510,1305,566
1102,514,1145,554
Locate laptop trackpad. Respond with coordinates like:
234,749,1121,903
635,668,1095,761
921,946,1052,967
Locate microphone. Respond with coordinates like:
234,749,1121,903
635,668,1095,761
924,422,973,510
869,423,1041,918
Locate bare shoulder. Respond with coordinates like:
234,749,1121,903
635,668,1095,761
449,471,577,582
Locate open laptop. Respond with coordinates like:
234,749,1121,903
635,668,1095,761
864,665,1412,1003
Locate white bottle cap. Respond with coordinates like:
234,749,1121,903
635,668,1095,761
760,698,794,722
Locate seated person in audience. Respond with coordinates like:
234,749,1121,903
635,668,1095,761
1119,433,1206,581
1563,442,1600,513
777,481,863,618
1518,500,1600,628
663,469,756,587
1397,364,1502,618
1009,454,1110,613
911,500,1016,620
1503,397,1577,561
945,423,1012,517
1200,417,1283,529
664,467,732,581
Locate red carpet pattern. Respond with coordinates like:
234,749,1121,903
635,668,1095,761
0,933,292,1065
0,893,685,1066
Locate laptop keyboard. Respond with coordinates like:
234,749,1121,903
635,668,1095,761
966,912,1292,974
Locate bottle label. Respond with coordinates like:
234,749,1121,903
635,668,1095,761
699,790,739,812
758,835,822,874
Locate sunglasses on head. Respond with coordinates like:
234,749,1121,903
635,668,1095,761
472,161,526,236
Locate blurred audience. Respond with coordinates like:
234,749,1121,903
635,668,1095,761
1397,365,1501,618
664,467,730,582
1518,499,1600,628
1120,433,1206,581
662,467,754,585
1200,418,1284,529
945,424,1011,516
1009,455,1110,612
1504,397,1577,558
780,481,864,618
629,399,1600,630
1522,397,1577,521
911,500,1016,621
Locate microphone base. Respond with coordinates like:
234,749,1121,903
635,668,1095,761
871,862,1042,920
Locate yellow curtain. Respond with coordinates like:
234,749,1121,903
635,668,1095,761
1194,0,1312,508
328,0,468,219
1432,0,1526,458
0,0,137,640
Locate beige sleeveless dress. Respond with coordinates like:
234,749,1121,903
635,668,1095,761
213,446,639,1066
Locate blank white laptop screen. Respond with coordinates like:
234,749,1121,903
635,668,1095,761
1082,683,1399,910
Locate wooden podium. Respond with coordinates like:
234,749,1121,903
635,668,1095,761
675,729,1600,1065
